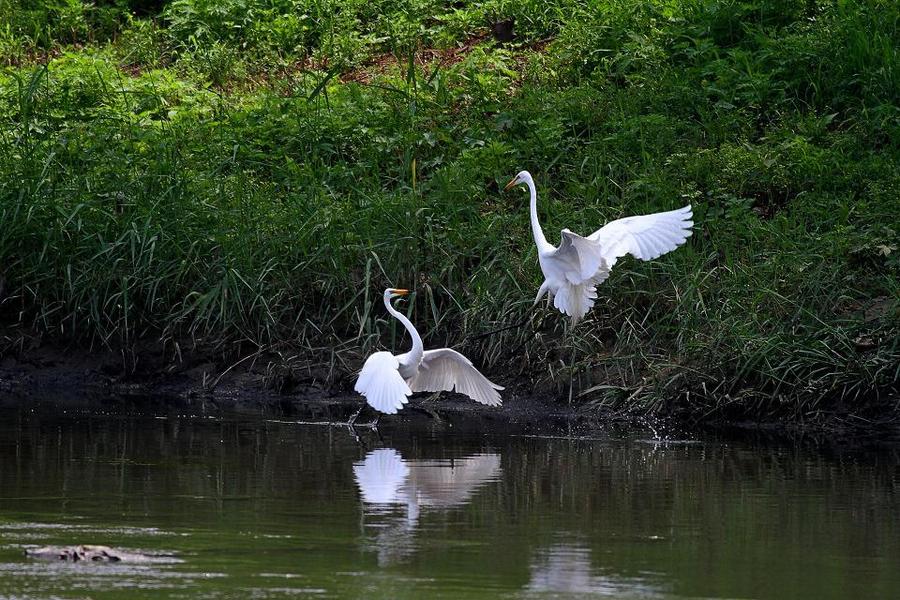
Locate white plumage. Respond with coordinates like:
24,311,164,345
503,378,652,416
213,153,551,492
354,351,411,415
407,349,503,407
505,170,693,322
588,204,694,267
354,288,504,415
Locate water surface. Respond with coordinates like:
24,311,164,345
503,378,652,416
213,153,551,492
0,402,898,598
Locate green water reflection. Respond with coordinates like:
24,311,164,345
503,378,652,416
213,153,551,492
0,406,898,598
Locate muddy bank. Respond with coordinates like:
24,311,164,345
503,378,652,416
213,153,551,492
0,343,593,429
1,343,897,442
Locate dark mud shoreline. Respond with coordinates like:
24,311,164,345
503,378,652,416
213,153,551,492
1,345,898,444
0,345,587,428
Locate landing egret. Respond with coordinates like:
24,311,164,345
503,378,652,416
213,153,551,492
505,170,693,321
353,288,504,417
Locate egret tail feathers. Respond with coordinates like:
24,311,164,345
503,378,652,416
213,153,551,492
549,271,607,322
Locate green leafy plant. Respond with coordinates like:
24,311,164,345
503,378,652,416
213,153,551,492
0,0,897,426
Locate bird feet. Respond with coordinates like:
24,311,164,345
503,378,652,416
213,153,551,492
347,405,379,430
422,391,442,405
347,405,364,426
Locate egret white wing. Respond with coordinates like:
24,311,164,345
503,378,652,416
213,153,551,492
549,229,609,284
588,205,693,267
407,349,503,406
354,351,412,414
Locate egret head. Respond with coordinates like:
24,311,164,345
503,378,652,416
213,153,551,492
504,170,531,191
385,288,410,301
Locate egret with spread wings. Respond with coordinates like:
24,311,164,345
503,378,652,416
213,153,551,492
354,288,503,417
505,170,693,322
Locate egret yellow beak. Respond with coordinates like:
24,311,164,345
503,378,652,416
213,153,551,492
504,177,518,191
391,288,410,296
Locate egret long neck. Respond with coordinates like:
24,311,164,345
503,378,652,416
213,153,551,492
526,175,552,253
385,296,424,362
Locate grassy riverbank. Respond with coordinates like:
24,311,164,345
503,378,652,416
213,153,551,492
1,0,897,425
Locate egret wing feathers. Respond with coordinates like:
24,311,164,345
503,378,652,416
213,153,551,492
588,205,693,268
539,229,611,322
553,229,610,284
407,348,504,406
354,351,412,414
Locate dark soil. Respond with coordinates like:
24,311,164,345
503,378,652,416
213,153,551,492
0,341,600,430
2,341,898,445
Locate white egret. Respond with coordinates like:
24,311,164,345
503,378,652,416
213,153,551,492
353,288,504,417
505,170,693,321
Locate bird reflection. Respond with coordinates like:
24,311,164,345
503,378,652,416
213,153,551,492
526,542,665,597
353,448,501,566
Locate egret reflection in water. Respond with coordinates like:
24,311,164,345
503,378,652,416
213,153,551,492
353,448,501,565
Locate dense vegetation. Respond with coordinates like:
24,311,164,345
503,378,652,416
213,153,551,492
1,0,897,424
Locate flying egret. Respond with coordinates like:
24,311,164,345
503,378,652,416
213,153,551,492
505,170,693,322
353,288,504,418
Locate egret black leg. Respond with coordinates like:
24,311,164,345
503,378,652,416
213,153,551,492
348,403,365,425
346,424,362,444
567,320,576,405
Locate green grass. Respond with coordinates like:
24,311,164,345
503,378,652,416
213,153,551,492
1,0,897,424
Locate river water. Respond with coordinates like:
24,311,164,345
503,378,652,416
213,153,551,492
0,402,898,599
